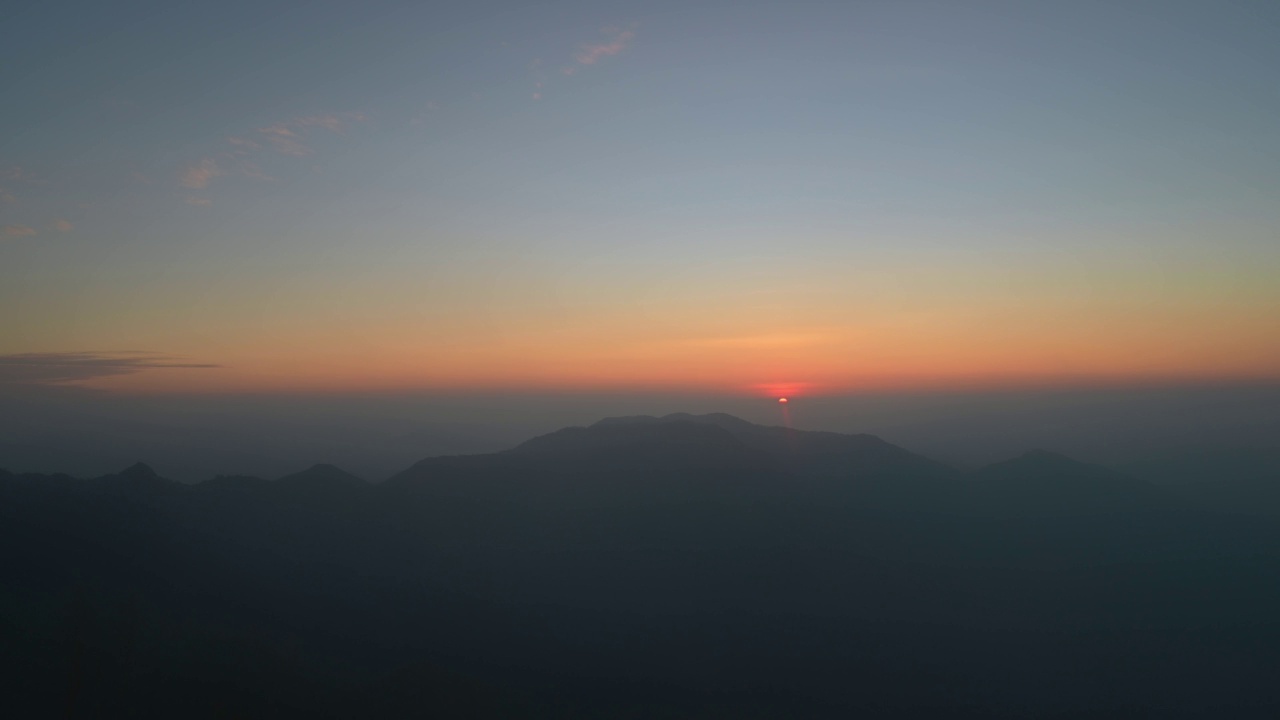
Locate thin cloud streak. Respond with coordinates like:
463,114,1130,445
2,224,37,238
574,27,635,66
0,352,220,386
251,113,366,156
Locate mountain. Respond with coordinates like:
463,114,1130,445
969,449,1174,516
602,412,957,480
388,413,960,512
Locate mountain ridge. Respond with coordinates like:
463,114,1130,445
2,413,1167,500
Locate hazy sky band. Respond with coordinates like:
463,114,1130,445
3,1,1278,394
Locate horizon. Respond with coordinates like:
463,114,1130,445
2,408,1209,481
5,382,1278,483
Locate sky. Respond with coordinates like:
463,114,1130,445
3,0,1280,398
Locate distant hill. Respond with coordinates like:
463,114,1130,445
970,449,1176,516
276,463,366,490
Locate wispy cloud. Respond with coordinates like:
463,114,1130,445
257,123,310,156
51,219,73,232
2,224,37,238
181,158,220,189
252,113,366,156
176,112,367,204
0,351,220,386
574,26,635,66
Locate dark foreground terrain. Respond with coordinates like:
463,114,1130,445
5,413,1280,718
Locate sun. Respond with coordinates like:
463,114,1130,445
777,397,789,404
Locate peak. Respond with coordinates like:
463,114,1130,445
118,462,158,478
99,462,174,493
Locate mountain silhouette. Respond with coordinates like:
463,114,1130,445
970,449,1175,516
89,461,180,498
599,412,956,481
5,413,1280,718
118,461,160,480
275,462,367,494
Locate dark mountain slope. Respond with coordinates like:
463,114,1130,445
970,449,1177,516
276,463,366,490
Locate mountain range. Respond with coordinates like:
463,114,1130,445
4,413,1280,718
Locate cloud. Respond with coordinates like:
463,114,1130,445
2,224,37,238
258,123,311,156
181,158,220,189
574,27,635,66
0,352,220,386
51,219,73,232
174,112,367,202
254,113,366,156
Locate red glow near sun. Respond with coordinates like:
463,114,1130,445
754,382,811,401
